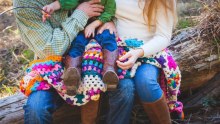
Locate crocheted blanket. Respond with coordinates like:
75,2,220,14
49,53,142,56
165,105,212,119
20,38,183,118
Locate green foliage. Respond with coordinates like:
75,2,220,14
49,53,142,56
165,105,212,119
213,37,220,45
17,49,34,64
1,84,13,95
0,70,18,98
22,49,34,61
18,57,28,64
176,18,196,29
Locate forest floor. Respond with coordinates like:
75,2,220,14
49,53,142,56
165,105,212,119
0,2,33,98
0,0,219,123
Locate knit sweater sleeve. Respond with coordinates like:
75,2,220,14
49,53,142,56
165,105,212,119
98,0,116,23
59,0,79,10
141,3,175,57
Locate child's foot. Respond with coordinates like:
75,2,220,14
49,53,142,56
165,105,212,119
102,49,119,85
103,70,119,85
63,56,82,96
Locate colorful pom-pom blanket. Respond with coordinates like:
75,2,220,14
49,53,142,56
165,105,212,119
20,38,183,115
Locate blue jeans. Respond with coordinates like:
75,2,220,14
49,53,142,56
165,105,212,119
23,81,134,124
23,89,64,124
106,64,163,124
134,64,163,102
68,29,117,58
24,64,162,124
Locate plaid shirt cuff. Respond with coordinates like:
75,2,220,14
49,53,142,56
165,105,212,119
71,9,89,25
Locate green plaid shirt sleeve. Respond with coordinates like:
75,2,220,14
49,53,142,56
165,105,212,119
13,0,88,59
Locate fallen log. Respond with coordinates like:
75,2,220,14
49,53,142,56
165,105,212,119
169,28,220,94
0,93,82,124
183,72,220,108
0,93,25,124
181,72,220,123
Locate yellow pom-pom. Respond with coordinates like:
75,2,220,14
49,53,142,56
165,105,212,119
91,94,100,101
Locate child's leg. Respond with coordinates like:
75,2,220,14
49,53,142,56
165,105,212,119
95,29,119,85
68,32,89,58
63,32,89,96
95,29,117,51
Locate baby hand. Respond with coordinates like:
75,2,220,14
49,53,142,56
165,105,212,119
84,24,96,38
42,5,54,22
98,22,118,37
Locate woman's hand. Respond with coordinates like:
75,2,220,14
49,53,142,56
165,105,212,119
97,21,117,36
117,49,144,70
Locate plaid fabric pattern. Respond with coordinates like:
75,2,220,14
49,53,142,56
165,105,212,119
13,0,89,59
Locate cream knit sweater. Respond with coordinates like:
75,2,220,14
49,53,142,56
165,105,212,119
115,0,175,57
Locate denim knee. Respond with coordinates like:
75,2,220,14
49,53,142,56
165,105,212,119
108,78,134,104
117,79,135,100
24,90,63,124
134,64,163,102
95,29,117,51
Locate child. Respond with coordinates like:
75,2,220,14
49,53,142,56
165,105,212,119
42,0,118,95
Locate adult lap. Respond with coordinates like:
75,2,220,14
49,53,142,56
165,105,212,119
134,64,163,102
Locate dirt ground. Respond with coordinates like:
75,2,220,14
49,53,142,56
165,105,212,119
0,0,29,98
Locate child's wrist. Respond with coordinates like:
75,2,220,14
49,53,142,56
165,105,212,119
96,20,103,25
89,20,103,29
93,20,103,27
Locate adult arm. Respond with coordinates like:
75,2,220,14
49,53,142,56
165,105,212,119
14,0,102,58
141,2,176,57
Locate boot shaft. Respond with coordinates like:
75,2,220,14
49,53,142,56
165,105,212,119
102,49,118,73
64,55,82,71
81,100,100,124
142,94,171,124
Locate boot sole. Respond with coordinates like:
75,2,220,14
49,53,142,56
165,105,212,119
103,71,119,85
63,68,80,96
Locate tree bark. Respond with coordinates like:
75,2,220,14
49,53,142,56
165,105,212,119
169,28,220,93
0,93,82,124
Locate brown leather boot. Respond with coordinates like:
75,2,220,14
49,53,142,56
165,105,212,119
142,94,171,124
63,55,82,96
81,100,99,124
102,49,119,85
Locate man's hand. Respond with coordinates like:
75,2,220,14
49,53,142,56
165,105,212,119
77,1,104,18
97,21,117,36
